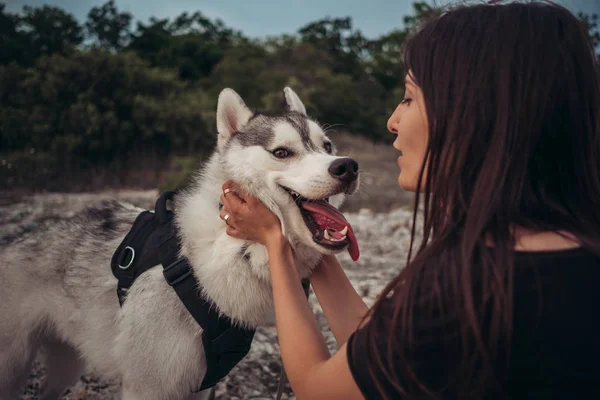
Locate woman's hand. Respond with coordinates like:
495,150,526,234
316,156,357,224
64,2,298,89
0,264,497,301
219,180,284,247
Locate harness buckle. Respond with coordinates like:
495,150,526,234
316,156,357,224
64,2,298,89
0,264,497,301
163,258,193,286
118,246,135,270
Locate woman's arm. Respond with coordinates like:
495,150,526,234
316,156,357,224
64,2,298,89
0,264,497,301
266,235,365,400
309,254,369,346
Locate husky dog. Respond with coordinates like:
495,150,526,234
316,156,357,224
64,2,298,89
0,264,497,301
0,87,360,400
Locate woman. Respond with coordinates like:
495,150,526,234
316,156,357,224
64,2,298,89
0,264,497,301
219,1,600,399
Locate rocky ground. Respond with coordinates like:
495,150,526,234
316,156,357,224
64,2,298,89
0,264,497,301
1,189,419,400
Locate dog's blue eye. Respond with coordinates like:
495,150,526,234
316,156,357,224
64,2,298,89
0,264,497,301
324,142,332,153
273,148,291,158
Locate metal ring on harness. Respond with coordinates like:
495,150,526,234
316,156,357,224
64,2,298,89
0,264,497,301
118,246,135,270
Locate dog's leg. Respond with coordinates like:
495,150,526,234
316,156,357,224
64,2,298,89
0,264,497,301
121,387,147,400
121,382,193,400
187,388,215,400
120,377,180,400
38,338,85,400
0,336,38,400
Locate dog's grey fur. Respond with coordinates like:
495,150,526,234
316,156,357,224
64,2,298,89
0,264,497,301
0,87,359,400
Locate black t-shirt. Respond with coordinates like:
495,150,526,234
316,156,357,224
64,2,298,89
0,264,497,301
347,247,600,399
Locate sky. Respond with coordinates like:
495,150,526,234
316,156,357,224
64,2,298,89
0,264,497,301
4,0,600,39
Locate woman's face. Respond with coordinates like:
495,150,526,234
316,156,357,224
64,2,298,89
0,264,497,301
387,73,429,192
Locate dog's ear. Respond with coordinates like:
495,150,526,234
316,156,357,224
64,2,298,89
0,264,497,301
216,88,253,150
283,87,307,116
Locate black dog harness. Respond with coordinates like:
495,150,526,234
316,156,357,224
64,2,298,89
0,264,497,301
111,191,255,391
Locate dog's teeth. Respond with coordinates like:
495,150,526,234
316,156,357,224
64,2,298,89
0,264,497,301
334,234,347,242
323,230,347,242
340,226,348,235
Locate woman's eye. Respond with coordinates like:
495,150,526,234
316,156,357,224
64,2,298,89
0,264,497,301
324,142,332,153
401,98,412,105
273,148,292,158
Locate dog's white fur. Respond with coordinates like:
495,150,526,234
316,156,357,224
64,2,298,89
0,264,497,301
0,87,359,400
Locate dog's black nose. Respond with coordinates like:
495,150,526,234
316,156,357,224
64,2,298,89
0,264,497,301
328,158,359,183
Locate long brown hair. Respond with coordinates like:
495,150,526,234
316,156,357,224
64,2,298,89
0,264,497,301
364,1,600,398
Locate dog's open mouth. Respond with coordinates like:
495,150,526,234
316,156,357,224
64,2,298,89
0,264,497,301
282,187,360,261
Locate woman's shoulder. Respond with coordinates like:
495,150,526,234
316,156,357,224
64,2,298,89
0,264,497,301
513,245,599,274
501,228,599,275
513,245,600,305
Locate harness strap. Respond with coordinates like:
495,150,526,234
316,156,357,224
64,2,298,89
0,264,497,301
161,249,255,390
111,211,158,306
111,191,255,391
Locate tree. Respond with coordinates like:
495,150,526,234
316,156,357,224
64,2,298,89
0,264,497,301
208,40,273,106
0,4,28,65
20,5,83,61
85,0,132,51
366,30,408,92
578,12,600,59
0,50,213,165
128,12,242,81
402,1,437,32
0,63,32,149
0,3,83,66
298,17,369,79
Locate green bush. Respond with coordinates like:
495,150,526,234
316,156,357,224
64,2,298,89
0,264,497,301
0,51,216,167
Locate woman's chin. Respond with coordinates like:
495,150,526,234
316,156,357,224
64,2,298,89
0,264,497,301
398,174,417,192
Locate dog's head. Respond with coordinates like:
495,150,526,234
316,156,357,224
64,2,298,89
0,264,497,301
216,87,360,261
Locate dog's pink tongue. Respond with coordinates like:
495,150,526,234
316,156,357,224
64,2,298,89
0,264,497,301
300,201,360,261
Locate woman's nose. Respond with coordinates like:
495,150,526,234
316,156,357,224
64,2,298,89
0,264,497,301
387,108,400,134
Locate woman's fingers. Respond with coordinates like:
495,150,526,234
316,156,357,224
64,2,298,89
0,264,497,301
219,208,232,223
226,226,250,240
219,206,251,240
220,180,244,209
219,179,282,245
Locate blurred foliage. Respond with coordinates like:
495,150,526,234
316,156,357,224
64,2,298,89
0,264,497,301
85,0,132,51
158,156,204,193
0,1,598,190
1,50,214,162
578,11,600,57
